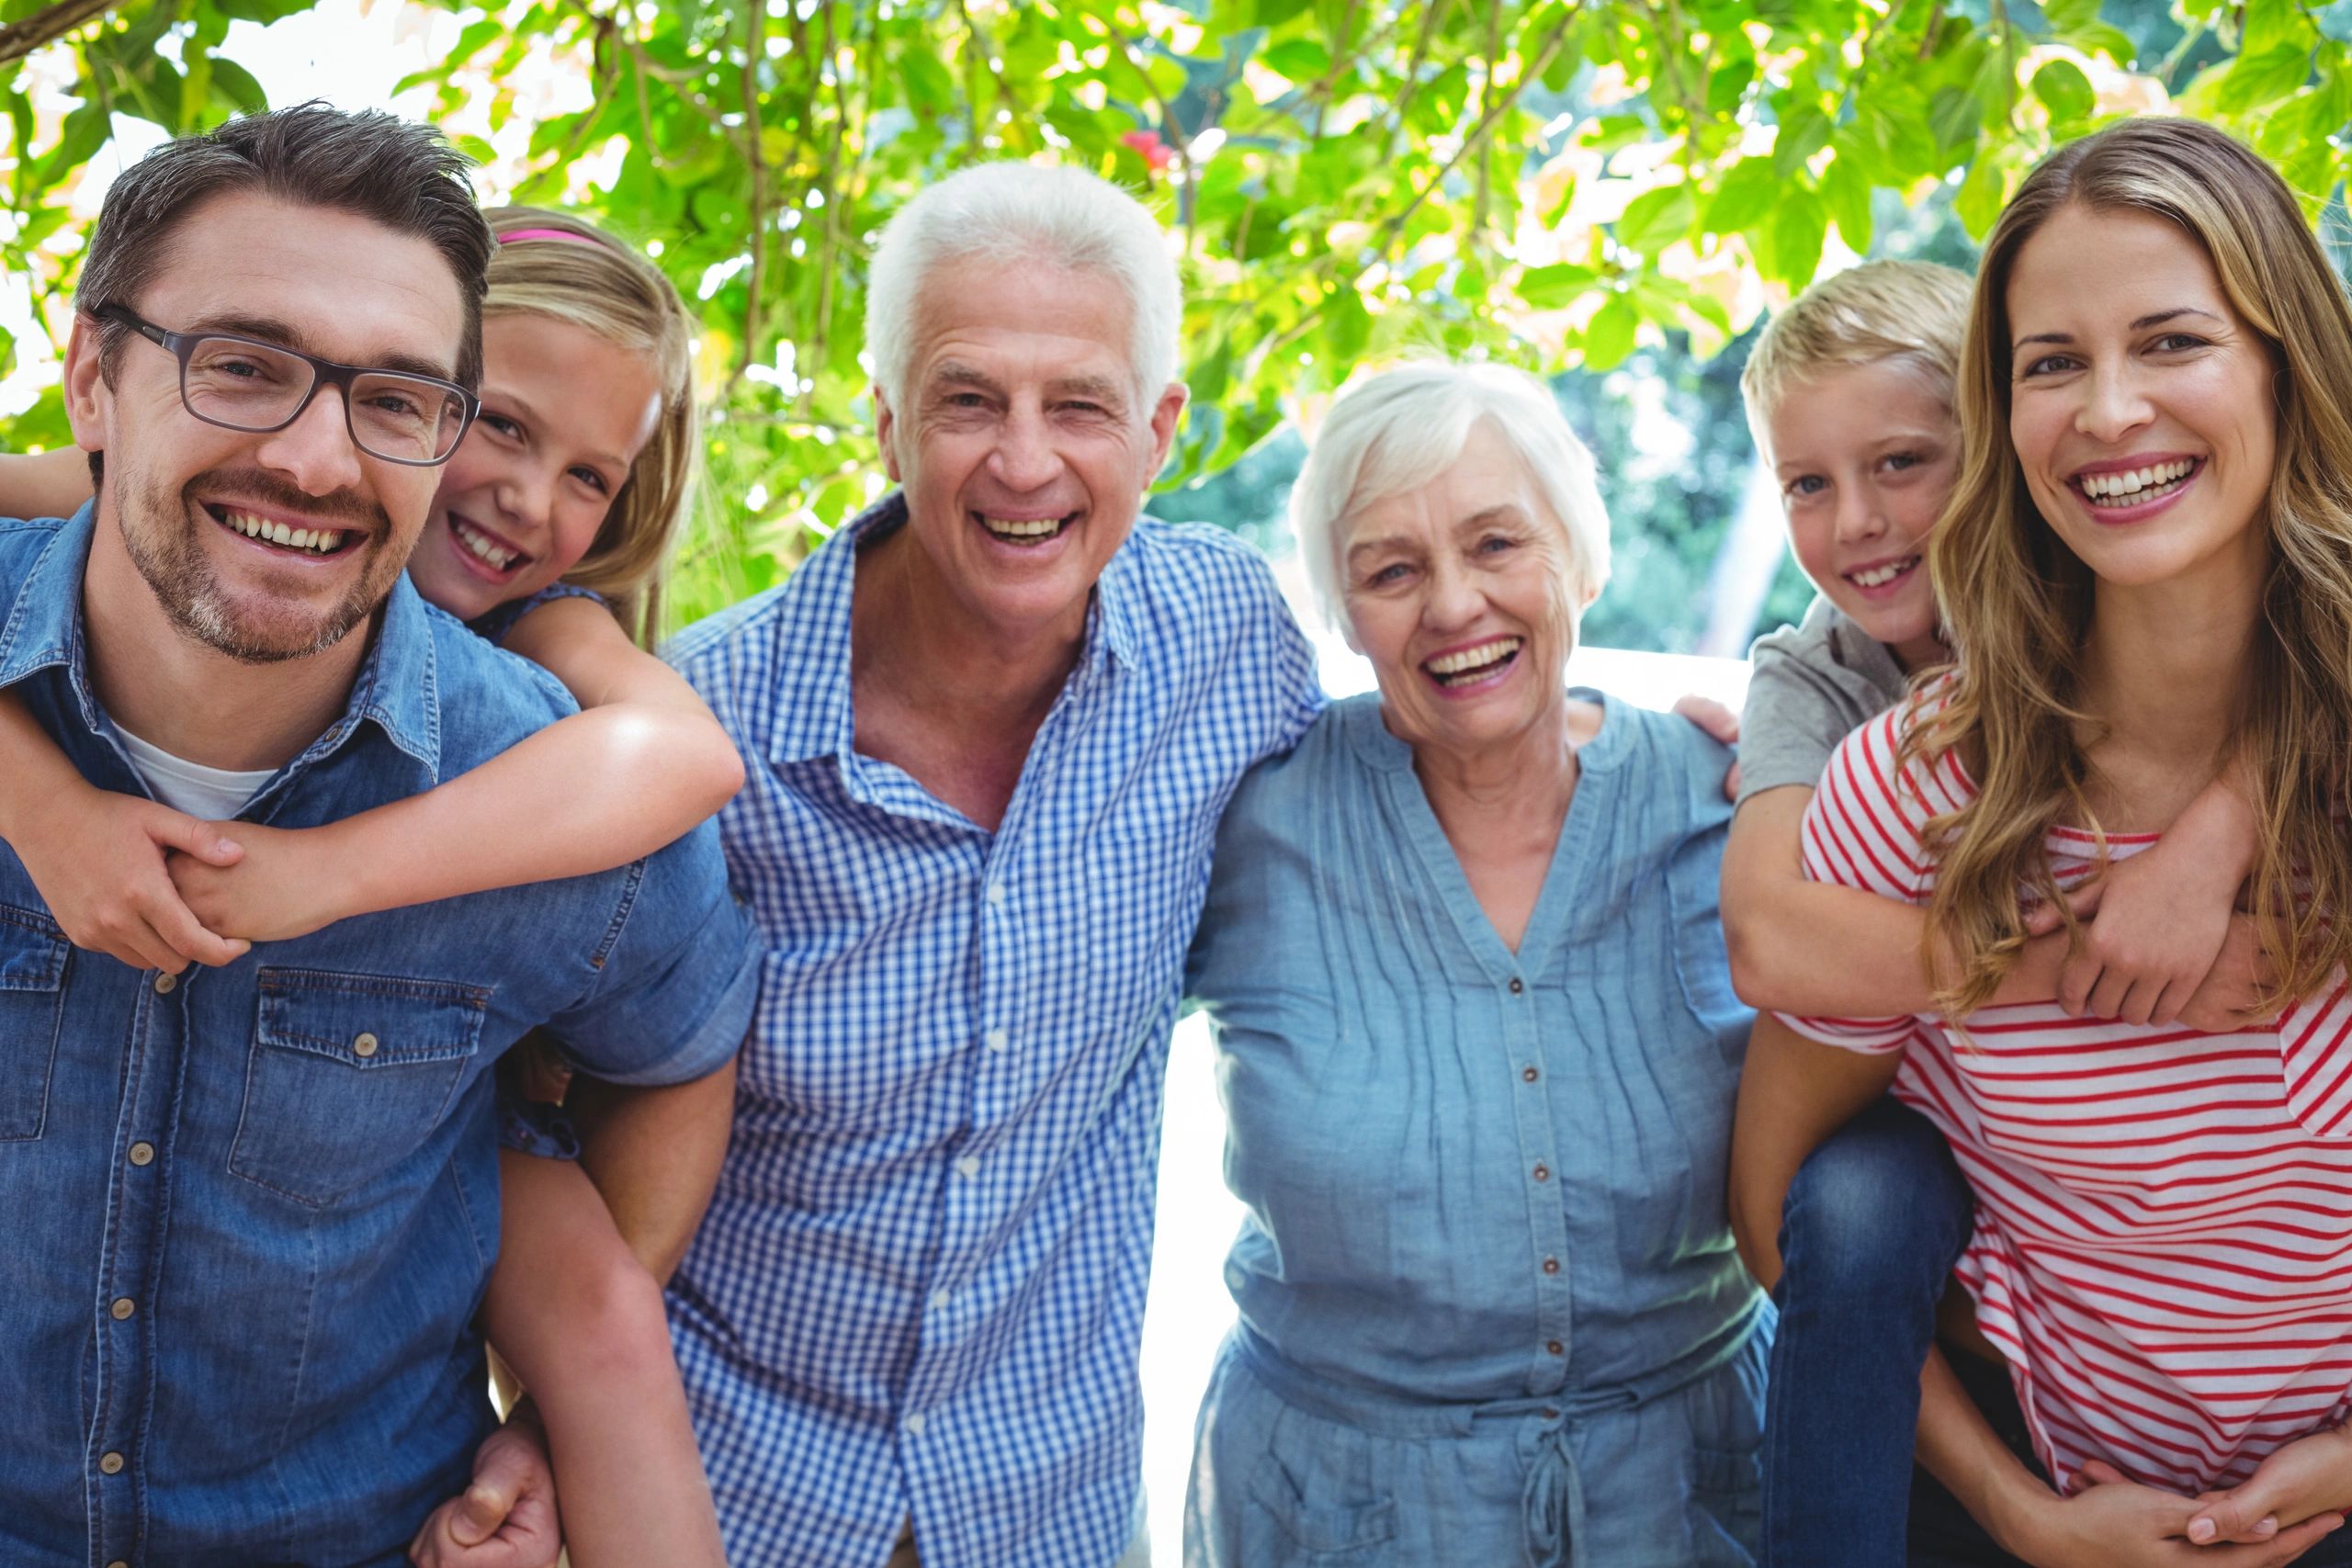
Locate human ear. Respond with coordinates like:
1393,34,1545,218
63,315,110,457
1146,383,1188,476
874,385,905,483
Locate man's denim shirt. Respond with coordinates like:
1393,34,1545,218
0,507,761,1567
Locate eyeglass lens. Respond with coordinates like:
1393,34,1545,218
183,337,470,462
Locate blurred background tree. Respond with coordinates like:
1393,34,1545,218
0,0,2333,645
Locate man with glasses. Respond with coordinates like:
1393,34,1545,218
0,105,756,1566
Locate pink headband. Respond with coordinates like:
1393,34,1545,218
497,227,611,248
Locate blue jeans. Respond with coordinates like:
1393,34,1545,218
1760,1096,1973,1568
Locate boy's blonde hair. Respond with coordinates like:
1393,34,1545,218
1739,259,1974,447
483,206,697,646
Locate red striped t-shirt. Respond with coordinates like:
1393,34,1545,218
1779,696,2352,1495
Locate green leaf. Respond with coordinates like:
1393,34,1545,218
1704,157,1780,233
1761,188,1826,288
208,56,267,114
1254,0,1316,26
1260,38,1330,78
2041,0,2101,33
1517,262,1599,309
1821,156,1873,253
1583,292,1638,369
2031,59,2096,123
1955,153,2006,238
1616,182,1694,254
1927,85,1983,152
2069,22,2138,64
1772,99,1831,175
2216,46,2313,113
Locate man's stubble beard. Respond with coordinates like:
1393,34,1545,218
116,465,407,665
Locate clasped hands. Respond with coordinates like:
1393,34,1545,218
2008,1426,2352,1567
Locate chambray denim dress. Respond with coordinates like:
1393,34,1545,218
1183,692,1768,1568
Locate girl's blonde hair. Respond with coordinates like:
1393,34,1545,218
1920,116,2352,1015
483,206,697,645
1739,259,1973,446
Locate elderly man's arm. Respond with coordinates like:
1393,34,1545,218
568,1050,742,1283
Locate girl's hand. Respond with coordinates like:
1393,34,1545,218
17,781,246,972
2048,842,2236,1024
168,821,352,943
2182,1428,2352,1547
2006,1461,2341,1566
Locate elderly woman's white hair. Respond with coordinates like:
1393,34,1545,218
1291,360,1612,630
865,161,1181,411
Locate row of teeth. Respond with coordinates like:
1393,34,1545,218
1849,556,1918,589
1427,637,1522,679
452,516,521,570
981,515,1065,539
2081,459,2195,502
220,511,345,554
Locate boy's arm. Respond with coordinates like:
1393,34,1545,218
0,447,97,519
0,689,246,970
1723,786,2068,1018
168,597,746,943
2052,765,2257,1026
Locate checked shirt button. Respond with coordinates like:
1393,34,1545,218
905,1412,928,1436
984,1028,1009,1054
956,1156,981,1179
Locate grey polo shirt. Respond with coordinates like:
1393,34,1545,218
1736,592,1913,806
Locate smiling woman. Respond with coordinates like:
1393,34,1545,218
1184,359,1765,1568
1754,117,2352,1566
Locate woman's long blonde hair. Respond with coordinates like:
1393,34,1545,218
1920,116,2352,1017
483,206,697,646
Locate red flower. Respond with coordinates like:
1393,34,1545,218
1121,129,1177,173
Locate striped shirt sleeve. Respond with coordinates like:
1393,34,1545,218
1774,704,1937,1055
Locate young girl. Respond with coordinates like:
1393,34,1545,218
0,207,737,1568
1723,260,2268,1567
1740,118,2352,1566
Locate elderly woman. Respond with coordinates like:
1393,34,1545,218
1182,361,1766,1567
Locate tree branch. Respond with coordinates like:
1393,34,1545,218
729,0,769,394
0,0,113,69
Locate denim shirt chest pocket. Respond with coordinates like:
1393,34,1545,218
0,904,68,1140
231,966,489,1207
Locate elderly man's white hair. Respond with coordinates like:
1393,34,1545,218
1291,360,1612,631
865,161,1181,412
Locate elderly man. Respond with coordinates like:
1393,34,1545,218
647,164,1323,1565
0,106,757,1566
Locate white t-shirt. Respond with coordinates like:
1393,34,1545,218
114,725,274,820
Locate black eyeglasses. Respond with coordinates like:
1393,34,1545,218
94,303,480,467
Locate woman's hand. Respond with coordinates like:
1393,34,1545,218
17,780,246,972
168,821,352,943
1998,1460,2341,1566
2174,914,2281,1035
2182,1427,2352,1548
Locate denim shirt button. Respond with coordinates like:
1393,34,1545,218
98,1451,124,1474
107,1561,127,1568
128,1143,154,1168
108,1298,134,1321
352,1032,379,1058
152,972,175,995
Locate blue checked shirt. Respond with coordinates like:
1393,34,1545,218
666,494,1323,1568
